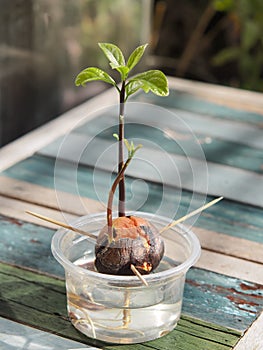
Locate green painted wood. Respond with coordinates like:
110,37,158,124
133,90,263,125
3,155,263,244
0,216,262,332
0,262,240,349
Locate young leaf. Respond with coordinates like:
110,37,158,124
98,43,125,69
126,70,169,98
127,44,148,71
75,67,116,86
124,81,142,99
115,65,130,81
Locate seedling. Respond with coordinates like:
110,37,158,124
75,43,169,276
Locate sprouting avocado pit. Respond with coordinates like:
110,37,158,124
95,216,164,275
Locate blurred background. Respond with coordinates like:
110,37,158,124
1,0,262,147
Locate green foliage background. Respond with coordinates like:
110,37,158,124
212,0,263,91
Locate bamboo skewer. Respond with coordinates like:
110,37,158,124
26,210,148,286
26,196,223,286
25,210,97,240
130,264,149,287
159,196,223,234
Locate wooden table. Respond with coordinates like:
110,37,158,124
0,77,262,350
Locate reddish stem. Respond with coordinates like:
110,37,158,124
107,157,132,240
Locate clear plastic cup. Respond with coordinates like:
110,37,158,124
51,211,201,344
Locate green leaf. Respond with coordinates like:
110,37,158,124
125,81,142,99
113,133,119,141
98,43,125,69
127,44,148,71
116,65,130,81
126,70,169,99
75,67,116,87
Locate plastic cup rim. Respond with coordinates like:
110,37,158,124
51,211,201,285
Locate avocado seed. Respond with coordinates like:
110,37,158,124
95,216,164,275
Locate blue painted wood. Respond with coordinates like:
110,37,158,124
3,155,263,244
75,120,263,174
38,120,263,175
0,214,262,332
133,90,263,125
184,269,263,331
0,214,64,277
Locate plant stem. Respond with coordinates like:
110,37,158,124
107,156,132,241
118,80,126,217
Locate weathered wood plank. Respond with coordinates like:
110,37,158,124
1,203,263,283
0,176,105,216
72,115,263,173
0,195,77,230
0,217,262,331
184,268,263,330
0,262,241,349
0,212,64,276
233,312,263,350
136,82,263,124
39,134,263,207
36,114,263,176
3,155,263,245
196,250,263,285
167,77,263,116
0,76,262,173
1,177,262,265
71,103,263,150
0,317,101,350
194,227,263,265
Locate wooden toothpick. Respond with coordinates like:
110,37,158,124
159,196,223,234
130,264,149,287
26,211,149,286
26,210,97,240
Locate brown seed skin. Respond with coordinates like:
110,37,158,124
95,216,164,275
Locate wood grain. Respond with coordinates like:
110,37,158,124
0,262,241,349
0,213,262,332
0,195,77,230
0,178,262,266
72,112,263,174
143,77,263,120
0,175,105,216
3,155,263,245
233,312,263,350
196,250,263,285
38,134,263,207
168,77,263,116
1,77,262,173
1,77,263,348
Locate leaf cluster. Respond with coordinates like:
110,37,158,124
75,43,169,100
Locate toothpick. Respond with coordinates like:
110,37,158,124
26,210,97,240
159,196,224,234
130,264,149,287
